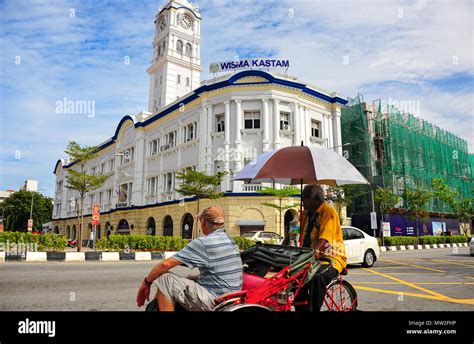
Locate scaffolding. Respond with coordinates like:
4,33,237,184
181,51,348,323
341,94,472,216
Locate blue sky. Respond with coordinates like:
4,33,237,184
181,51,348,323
1,0,473,197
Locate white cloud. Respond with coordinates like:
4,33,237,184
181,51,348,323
0,0,472,195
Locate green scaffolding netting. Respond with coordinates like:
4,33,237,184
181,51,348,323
341,94,472,216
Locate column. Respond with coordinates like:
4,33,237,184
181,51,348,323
234,99,243,171
332,107,342,155
198,101,208,172
303,107,308,145
223,101,231,190
327,114,334,150
206,104,213,174
177,120,183,166
133,131,146,206
293,102,301,146
323,114,329,148
273,98,281,149
262,98,270,151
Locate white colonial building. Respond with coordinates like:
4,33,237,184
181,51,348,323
52,0,347,240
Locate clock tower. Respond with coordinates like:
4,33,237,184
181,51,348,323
147,0,202,113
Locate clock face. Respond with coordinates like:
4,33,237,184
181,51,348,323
178,14,192,29
159,17,166,30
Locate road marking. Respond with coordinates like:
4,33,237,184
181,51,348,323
364,269,448,299
363,268,474,305
349,272,444,275
386,258,474,265
353,286,474,305
433,260,474,268
352,282,474,285
379,259,446,273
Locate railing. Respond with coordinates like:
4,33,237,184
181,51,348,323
161,193,173,202
242,184,262,192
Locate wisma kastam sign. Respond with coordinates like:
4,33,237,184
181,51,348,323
209,58,289,73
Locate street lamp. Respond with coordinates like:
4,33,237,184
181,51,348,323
327,142,351,151
29,188,47,232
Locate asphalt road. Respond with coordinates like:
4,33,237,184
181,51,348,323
0,247,472,311
345,247,474,311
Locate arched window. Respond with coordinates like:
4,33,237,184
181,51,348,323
71,225,76,240
185,43,192,57
117,219,130,235
163,216,173,236
181,213,194,239
66,225,71,239
176,40,183,53
146,217,156,236
162,40,166,53
157,45,161,57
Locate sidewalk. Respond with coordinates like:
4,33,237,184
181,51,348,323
380,243,468,252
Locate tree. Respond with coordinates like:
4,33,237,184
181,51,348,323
431,178,457,234
452,198,473,235
175,170,227,239
258,186,300,237
64,141,111,252
374,187,400,245
328,185,366,225
405,188,431,244
1,189,53,232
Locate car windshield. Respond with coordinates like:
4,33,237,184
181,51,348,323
241,232,256,237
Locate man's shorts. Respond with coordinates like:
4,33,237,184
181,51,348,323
154,272,216,311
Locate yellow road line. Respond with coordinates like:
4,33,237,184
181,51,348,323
352,282,474,285
364,268,449,299
434,260,474,268
353,285,474,305
379,259,446,273
349,272,444,275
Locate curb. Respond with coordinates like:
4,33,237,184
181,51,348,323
66,252,85,262
381,243,469,252
26,252,47,262
0,251,166,263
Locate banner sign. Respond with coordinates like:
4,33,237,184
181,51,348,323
92,204,101,225
382,222,391,237
209,58,290,73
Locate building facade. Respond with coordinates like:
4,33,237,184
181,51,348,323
52,0,347,240
341,94,472,235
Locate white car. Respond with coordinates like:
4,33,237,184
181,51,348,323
469,237,474,257
241,231,283,244
342,226,380,267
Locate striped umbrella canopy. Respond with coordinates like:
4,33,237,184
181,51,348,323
233,145,369,186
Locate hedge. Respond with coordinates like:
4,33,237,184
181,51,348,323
0,232,67,252
95,235,190,252
383,236,418,246
382,235,468,246
418,235,468,245
95,234,257,252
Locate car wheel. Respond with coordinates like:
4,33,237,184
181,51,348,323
362,250,375,268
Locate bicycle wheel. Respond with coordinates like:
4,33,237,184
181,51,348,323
321,278,358,311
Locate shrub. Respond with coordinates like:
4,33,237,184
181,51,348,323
383,236,417,246
233,237,257,250
95,235,190,252
0,232,67,251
